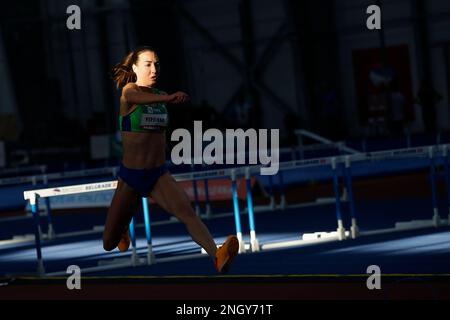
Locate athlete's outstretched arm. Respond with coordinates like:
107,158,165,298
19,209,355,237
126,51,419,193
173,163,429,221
122,83,190,105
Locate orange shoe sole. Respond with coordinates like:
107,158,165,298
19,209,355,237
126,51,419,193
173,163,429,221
215,235,239,274
117,230,131,252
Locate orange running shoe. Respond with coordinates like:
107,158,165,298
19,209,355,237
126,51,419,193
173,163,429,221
215,235,239,274
117,229,131,252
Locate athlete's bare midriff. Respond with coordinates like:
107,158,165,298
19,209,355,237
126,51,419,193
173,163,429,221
119,85,166,170
121,131,166,169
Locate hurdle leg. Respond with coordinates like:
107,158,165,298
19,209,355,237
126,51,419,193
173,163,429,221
279,171,287,210
332,158,346,240
42,175,56,240
429,147,441,227
406,128,412,148
191,164,201,216
129,217,139,267
268,175,275,210
245,168,260,252
443,146,450,226
142,197,156,265
231,169,246,253
345,156,359,239
298,133,304,160
204,178,212,220
291,148,297,161
44,197,56,240
361,139,367,153
30,196,46,276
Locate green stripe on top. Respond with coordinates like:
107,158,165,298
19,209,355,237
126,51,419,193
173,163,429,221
119,87,169,132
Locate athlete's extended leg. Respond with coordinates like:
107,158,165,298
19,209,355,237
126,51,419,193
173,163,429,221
103,178,140,251
149,172,239,273
150,173,217,257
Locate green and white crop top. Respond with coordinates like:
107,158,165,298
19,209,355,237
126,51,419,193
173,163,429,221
119,88,169,133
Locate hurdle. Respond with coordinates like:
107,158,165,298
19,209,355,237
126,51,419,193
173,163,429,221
355,145,449,236
258,144,450,250
21,143,450,276
23,181,118,275
0,165,119,229
22,165,257,276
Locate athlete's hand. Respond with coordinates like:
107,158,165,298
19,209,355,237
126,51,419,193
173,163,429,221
167,91,190,104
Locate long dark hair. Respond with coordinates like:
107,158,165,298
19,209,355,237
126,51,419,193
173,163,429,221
111,46,157,89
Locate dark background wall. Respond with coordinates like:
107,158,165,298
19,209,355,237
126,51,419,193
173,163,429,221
0,0,449,166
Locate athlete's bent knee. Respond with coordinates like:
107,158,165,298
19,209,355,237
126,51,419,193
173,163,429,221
103,234,118,251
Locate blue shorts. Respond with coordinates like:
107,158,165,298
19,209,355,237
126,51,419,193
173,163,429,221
118,163,168,196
